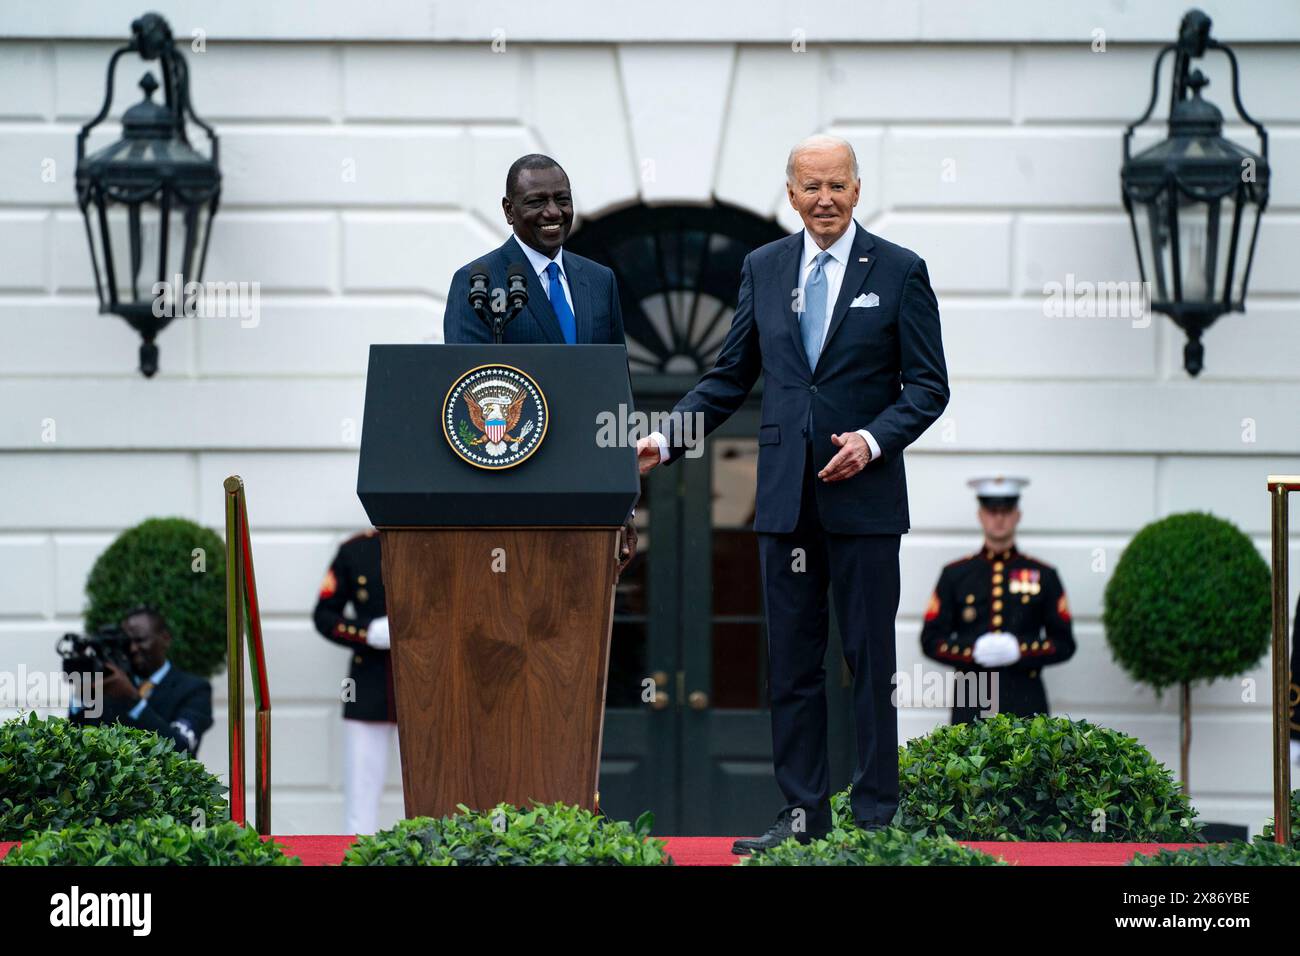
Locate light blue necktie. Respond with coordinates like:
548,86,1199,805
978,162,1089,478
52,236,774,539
546,261,577,344
802,251,831,367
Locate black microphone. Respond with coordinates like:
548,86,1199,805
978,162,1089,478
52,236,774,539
506,261,529,314
467,260,491,328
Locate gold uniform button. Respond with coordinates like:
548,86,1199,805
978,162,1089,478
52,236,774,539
353,654,362,664
1043,641,1052,651
1021,595,1030,604
1031,641,1040,651
963,648,973,657
992,574,1003,584
993,600,1003,611
939,642,949,653
347,625,357,634
1020,643,1028,652
1029,670,1039,678
993,562,1004,572
992,586,1003,597
992,615,1003,627
358,575,368,585
965,594,975,604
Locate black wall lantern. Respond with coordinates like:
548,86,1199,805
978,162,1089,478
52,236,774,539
75,12,220,378
1121,9,1269,377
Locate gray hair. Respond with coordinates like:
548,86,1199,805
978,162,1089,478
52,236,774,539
785,134,859,183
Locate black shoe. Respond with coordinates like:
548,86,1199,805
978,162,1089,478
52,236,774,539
732,813,829,855
854,820,890,833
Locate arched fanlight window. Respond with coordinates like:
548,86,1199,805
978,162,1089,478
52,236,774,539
567,202,788,375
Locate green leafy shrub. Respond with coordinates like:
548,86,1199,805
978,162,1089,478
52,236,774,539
1258,789,1299,849
3,815,297,866
0,714,227,840
84,517,227,677
740,825,1005,866
878,714,1200,842
342,802,671,866
1130,841,1300,866
1103,512,1269,689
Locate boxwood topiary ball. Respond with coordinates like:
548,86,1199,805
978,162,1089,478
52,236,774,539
84,516,227,678
1103,512,1270,691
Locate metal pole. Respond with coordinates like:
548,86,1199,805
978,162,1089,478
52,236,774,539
1267,475,1297,846
224,475,246,826
237,488,272,835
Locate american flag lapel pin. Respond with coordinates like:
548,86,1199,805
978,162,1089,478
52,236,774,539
859,256,870,263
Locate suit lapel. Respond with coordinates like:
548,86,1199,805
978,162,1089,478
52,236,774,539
566,254,593,344
815,224,877,373
775,233,810,374
500,238,564,343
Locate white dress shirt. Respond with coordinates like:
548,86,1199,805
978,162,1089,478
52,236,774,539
651,222,881,464
514,234,573,313
798,221,881,461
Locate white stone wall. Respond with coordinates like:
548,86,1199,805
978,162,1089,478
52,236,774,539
1,0,1298,834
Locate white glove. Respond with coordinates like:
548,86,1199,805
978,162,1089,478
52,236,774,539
972,632,1020,668
365,615,390,650
1291,739,1300,767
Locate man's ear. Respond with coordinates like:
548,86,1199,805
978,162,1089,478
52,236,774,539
501,196,513,225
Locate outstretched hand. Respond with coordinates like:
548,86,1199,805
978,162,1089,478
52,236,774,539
635,436,662,475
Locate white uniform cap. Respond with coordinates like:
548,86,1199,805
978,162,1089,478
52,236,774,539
967,475,1030,499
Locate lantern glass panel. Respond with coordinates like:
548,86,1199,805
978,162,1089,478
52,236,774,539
1230,200,1259,306
1136,193,1175,303
94,196,206,314
1174,195,1220,303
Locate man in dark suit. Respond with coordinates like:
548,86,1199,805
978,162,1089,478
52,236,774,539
69,605,213,757
444,153,637,569
638,134,949,852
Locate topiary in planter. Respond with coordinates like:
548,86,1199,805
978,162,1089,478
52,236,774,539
880,713,1201,842
84,516,227,677
0,714,227,840
2,815,297,866
1258,789,1299,849
1102,512,1270,791
341,802,672,866
739,825,1005,866
1130,840,1300,866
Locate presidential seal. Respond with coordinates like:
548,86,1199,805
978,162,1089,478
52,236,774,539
443,364,548,469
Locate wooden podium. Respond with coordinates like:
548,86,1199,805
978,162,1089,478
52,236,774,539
357,344,638,817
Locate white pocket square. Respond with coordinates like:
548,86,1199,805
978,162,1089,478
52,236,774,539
851,292,879,308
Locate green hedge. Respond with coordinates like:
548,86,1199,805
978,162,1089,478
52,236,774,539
1103,512,1270,690
870,714,1200,842
0,714,227,840
84,517,228,677
342,802,671,866
3,815,297,866
740,825,1005,866
1130,841,1300,866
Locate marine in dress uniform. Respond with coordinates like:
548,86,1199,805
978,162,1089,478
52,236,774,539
1290,592,1300,767
312,529,398,834
920,477,1076,724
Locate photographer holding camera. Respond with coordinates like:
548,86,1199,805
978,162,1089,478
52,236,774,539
65,605,213,757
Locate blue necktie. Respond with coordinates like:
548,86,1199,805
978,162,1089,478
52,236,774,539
802,251,830,368
546,261,577,344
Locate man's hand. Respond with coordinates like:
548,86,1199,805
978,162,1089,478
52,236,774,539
101,662,139,702
617,520,638,576
635,436,662,475
819,432,871,482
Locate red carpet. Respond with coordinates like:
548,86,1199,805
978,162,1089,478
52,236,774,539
0,836,1203,866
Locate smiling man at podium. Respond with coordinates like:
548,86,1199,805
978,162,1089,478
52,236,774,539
442,153,637,570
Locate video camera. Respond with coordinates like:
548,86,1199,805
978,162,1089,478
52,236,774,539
57,626,134,676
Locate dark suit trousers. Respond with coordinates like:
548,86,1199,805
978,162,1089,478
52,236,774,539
757,445,901,832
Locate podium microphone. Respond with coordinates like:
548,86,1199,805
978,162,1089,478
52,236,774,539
506,261,529,314
468,260,491,331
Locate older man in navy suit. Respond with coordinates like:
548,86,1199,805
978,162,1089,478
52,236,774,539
638,134,949,853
